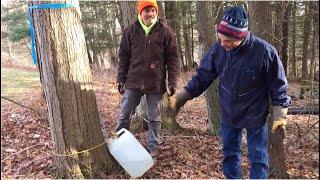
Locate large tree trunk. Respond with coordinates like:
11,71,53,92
196,1,220,135
30,1,118,178
248,2,289,178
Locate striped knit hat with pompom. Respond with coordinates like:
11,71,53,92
217,6,249,39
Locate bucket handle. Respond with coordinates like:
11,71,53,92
116,128,127,138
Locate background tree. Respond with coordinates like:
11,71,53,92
281,2,291,75
273,2,284,60
7,9,29,44
272,1,292,75
248,2,289,178
309,2,319,81
181,1,193,70
165,1,183,71
301,2,312,79
117,1,136,31
30,0,117,178
299,2,312,99
156,1,165,19
80,2,120,70
289,1,297,79
195,1,221,135
1,2,30,60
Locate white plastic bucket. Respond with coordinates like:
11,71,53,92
107,128,154,178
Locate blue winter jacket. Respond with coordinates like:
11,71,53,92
185,32,291,128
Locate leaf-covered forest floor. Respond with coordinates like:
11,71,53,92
1,65,319,179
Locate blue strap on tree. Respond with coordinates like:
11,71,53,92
28,3,74,64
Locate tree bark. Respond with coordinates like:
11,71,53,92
309,21,316,81
290,1,297,79
248,2,289,178
182,2,192,70
308,2,318,81
312,3,319,81
165,1,184,71
268,119,289,179
248,2,273,43
30,1,118,178
160,93,183,132
273,2,284,59
281,2,291,75
301,2,311,81
189,2,194,65
117,1,137,31
300,2,312,99
196,1,220,135
156,1,165,19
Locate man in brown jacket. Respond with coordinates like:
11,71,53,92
116,0,179,157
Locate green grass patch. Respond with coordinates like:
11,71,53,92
1,68,41,97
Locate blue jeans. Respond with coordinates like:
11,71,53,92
116,89,162,149
220,122,269,179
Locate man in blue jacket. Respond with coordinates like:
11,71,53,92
169,6,291,179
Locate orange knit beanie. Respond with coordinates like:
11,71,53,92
137,0,158,14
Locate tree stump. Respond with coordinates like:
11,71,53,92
160,93,183,133
268,117,290,179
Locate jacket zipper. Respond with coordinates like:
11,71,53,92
141,36,149,91
221,84,231,95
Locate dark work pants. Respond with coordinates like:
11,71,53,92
220,122,269,179
115,89,162,149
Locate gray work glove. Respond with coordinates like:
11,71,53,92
168,88,193,116
271,106,288,133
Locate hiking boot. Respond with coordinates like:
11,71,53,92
149,148,159,158
147,146,159,158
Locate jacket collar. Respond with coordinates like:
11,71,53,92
135,17,164,35
137,14,158,35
